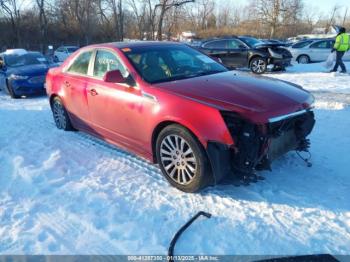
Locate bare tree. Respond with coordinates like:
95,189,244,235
110,0,123,41
0,0,23,46
342,7,348,27
36,0,49,52
325,5,340,34
127,0,146,39
156,0,194,40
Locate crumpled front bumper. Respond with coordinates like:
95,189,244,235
206,110,315,184
9,77,46,96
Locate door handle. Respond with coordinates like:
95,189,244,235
88,88,98,96
64,80,71,87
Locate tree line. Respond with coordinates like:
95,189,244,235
0,0,349,52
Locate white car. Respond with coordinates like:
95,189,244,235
288,39,350,64
3,49,27,55
53,46,79,62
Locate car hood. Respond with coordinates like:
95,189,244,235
154,71,313,123
6,64,51,77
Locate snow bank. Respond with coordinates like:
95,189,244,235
0,62,349,255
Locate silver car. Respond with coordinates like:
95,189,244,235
288,39,350,64
53,46,79,62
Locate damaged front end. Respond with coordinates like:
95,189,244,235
207,110,315,184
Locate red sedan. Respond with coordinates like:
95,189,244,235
46,42,315,192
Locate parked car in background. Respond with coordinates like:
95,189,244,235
46,41,315,192
0,51,55,98
260,39,287,45
197,36,292,74
54,46,79,62
2,49,27,55
288,38,350,64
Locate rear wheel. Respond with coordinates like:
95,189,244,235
297,55,310,64
250,57,267,74
156,124,212,193
51,96,74,131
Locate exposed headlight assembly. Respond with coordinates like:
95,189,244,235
268,48,283,59
9,74,29,80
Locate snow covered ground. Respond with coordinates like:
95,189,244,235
0,62,349,256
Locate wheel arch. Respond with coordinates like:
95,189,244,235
151,120,206,164
49,93,60,108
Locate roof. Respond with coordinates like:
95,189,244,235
87,41,185,50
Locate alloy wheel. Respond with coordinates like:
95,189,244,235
160,134,197,185
298,55,309,64
53,101,67,129
251,59,266,73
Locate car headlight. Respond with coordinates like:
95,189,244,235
306,94,315,108
9,74,29,80
268,48,283,59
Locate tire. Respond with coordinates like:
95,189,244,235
155,124,212,193
250,57,267,74
6,80,19,99
297,55,310,64
51,96,75,131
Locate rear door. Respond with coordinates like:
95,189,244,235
201,40,230,66
308,40,331,62
86,49,145,148
63,50,93,128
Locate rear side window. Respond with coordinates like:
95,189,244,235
292,41,312,48
93,50,127,78
203,40,227,49
67,51,93,75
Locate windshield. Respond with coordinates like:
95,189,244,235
5,53,48,67
240,37,263,47
122,45,227,84
67,47,79,53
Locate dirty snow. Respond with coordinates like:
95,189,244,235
0,62,349,255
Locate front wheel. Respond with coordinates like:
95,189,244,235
156,124,212,193
250,57,267,74
6,80,19,99
51,96,74,131
297,55,310,64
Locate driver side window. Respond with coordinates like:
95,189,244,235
93,50,127,78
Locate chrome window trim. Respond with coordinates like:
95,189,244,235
268,109,311,123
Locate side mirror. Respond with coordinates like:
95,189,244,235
103,70,126,83
211,56,223,64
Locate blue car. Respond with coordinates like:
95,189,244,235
0,51,56,98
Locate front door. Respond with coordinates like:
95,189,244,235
226,39,249,67
86,49,145,149
309,40,332,62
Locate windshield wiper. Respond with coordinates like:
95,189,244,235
189,70,225,77
151,70,225,84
